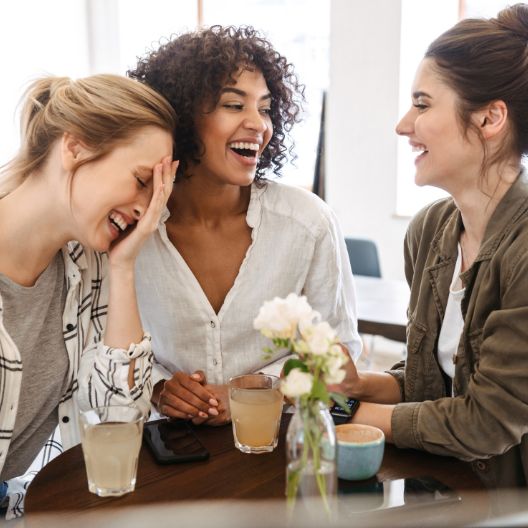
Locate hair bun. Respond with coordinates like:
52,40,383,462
496,3,528,40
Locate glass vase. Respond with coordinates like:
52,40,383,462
286,399,337,513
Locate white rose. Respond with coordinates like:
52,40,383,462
324,354,347,384
283,293,317,324
280,369,313,398
324,345,349,384
301,321,336,355
254,294,317,340
253,298,295,339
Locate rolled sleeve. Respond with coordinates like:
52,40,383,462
78,334,153,417
391,401,423,450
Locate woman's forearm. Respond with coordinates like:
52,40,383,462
105,267,143,346
351,371,402,404
104,267,143,388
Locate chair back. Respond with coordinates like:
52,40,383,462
345,237,381,277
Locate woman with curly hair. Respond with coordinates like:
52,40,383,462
129,25,361,426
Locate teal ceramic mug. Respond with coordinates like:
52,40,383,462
336,424,385,481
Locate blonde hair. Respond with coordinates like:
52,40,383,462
0,74,176,193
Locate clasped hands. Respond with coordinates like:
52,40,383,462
154,371,230,426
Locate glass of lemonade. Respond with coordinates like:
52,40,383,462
79,405,144,497
229,374,283,454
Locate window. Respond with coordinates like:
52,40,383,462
201,0,329,188
0,0,89,167
0,0,328,191
395,0,458,217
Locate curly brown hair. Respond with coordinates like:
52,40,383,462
128,25,304,181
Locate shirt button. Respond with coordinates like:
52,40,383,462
475,460,487,472
210,321,216,328
66,323,75,332
213,359,218,366
62,416,70,424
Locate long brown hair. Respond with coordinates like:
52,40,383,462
425,3,528,175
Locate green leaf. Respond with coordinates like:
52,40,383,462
310,378,330,404
329,391,351,413
283,358,309,376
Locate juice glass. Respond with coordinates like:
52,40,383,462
229,374,283,454
79,405,144,497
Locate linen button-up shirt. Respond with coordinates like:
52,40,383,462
136,181,362,387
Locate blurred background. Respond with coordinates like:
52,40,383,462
0,0,514,280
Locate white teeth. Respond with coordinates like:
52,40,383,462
412,145,427,153
109,212,127,232
228,141,260,151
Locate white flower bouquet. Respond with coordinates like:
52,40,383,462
254,292,350,407
254,293,351,509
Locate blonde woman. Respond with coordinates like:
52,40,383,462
0,74,177,518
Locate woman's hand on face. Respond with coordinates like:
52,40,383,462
109,157,178,268
191,384,231,426
157,370,220,421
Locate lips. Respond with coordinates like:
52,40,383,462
108,210,133,240
410,142,428,164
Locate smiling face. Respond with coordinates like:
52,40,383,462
69,125,173,251
396,58,484,193
191,68,273,186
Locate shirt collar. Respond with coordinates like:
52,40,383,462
246,181,267,229
62,241,87,283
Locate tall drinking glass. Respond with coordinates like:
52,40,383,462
79,405,144,497
229,374,283,454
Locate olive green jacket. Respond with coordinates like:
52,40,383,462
389,172,528,487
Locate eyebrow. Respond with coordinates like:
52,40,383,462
220,87,272,101
412,91,432,100
136,166,154,176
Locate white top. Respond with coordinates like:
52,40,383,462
136,180,362,386
0,242,153,519
437,244,465,380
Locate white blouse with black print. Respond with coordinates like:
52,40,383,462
0,242,153,519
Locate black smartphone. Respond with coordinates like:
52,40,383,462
143,418,210,464
339,475,461,514
400,476,461,507
330,398,360,425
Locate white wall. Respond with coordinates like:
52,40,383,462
327,0,409,280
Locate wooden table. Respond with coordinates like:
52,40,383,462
355,276,409,343
25,414,487,526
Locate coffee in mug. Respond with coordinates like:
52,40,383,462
335,424,385,481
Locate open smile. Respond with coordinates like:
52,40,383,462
411,143,429,165
108,211,133,240
227,141,260,166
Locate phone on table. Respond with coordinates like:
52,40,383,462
385,475,461,508
143,418,210,464
330,398,360,425
339,475,461,514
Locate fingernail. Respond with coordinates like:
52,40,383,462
208,408,219,416
209,398,218,406
187,414,194,419
191,373,201,381
199,411,208,418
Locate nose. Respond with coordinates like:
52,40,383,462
395,107,414,136
243,106,269,134
132,188,152,220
